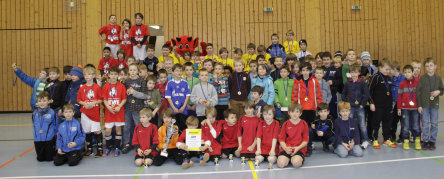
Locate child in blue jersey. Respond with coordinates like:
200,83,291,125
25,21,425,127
209,62,230,120
250,64,275,105
390,61,405,143
54,104,86,166
165,64,191,132
32,92,58,161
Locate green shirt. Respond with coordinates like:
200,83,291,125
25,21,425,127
185,77,200,105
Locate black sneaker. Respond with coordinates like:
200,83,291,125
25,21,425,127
429,142,436,150
396,138,402,144
322,143,330,152
121,144,132,154
422,142,429,150
306,147,313,157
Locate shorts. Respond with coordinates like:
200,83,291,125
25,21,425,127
105,122,125,129
133,45,147,61
81,113,101,133
278,151,305,164
240,153,256,159
221,147,238,156
106,43,120,59
134,154,154,160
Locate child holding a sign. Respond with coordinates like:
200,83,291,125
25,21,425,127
177,116,209,169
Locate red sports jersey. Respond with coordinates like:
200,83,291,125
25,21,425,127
237,115,260,154
98,24,121,44
116,59,128,70
177,129,187,143
102,82,127,123
202,120,222,155
77,83,103,122
132,123,159,154
256,120,280,155
120,29,133,56
155,82,169,115
98,57,118,74
129,24,150,45
220,120,239,149
278,119,309,156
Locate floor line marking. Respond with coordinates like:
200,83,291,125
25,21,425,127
4,155,444,178
415,149,444,165
133,166,143,179
248,160,259,179
0,124,32,127
0,147,34,168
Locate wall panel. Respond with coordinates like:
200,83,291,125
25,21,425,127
1,0,443,111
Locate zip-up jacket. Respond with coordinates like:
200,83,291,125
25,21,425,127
397,78,419,109
56,118,85,152
250,75,275,105
342,78,370,107
291,74,323,110
32,107,58,142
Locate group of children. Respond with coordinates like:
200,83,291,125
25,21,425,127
12,12,443,168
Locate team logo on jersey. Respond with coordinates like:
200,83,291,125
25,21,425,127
181,88,185,92
71,127,77,132
119,63,124,69
87,89,95,99
109,87,117,97
111,27,117,34
44,114,51,119
136,29,141,36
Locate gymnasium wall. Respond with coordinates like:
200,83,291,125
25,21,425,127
1,0,443,111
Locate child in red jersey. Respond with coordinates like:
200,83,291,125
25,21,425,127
200,107,222,165
98,47,118,76
77,66,103,157
120,19,133,57
98,14,121,59
116,50,128,70
237,100,260,164
133,108,159,167
155,69,169,124
220,109,240,160
277,103,308,168
102,67,127,157
129,13,150,63
255,105,280,169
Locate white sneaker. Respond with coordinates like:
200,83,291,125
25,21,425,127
361,141,369,149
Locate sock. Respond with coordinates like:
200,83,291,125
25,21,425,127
95,133,103,150
86,133,93,150
115,135,122,149
105,135,112,149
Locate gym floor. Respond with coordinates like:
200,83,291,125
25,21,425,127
1,101,444,179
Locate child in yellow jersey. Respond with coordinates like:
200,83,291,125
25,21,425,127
218,47,234,69
204,43,220,62
257,45,271,64
242,43,258,72
159,44,180,64
283,30,300,54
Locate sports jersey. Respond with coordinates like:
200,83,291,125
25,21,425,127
220,120,239,149
129,24,150,45
116,59,128,70
237,115,260,153
132,123,159,151
256,120,280,155
283,40,300,54
98,24,121,44
278,119,309,155
120,29,133,56
102,82,127,123
77,83,103,122
165,79,191,115
158,53,180,64
202,120,222,155
98,57,118,74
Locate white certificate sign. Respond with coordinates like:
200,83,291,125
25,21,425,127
186,129,202,151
